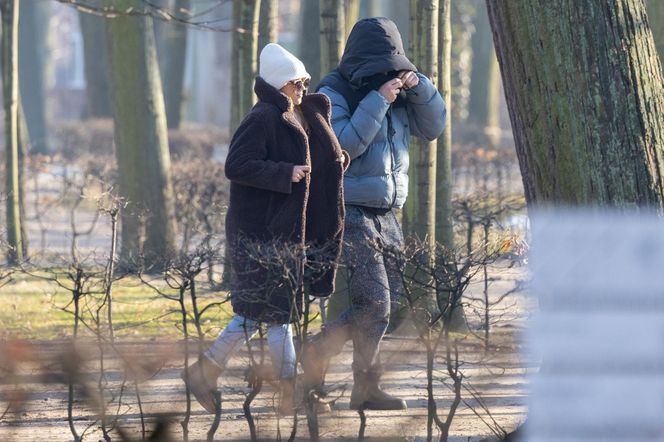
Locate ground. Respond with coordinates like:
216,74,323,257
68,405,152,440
0,264,531,441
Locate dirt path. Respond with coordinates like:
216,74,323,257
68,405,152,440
0,323,530,442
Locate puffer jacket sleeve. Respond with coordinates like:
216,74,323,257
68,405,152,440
224,114,294,194
406,73,446,141
319,86,391,160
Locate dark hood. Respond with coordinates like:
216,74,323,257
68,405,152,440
338,17,417,86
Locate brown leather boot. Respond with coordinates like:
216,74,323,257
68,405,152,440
301,324,352,391
181,356,222,414
349,369,407,410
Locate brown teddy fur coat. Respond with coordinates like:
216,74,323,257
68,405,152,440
224,76,346,324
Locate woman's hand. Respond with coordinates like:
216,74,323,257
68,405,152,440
292,165,311,183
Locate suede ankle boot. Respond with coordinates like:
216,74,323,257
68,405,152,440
181,356,222,414
349,369,407,410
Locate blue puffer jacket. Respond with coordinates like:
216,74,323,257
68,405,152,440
317,17,446,209
319,74,445,209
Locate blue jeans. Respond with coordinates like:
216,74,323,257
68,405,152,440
204,315,296,379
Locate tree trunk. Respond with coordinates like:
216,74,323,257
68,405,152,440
467,1,500,147
18,0,50,153
162,0,190,129
231,0,261,133
436,0,453,249
344,0,360,37
487,0,664,208
2,0,23,264
17,100,29,258
320,0,345,76
258,0,277,54
450,2,475,124
106,0,178,269
405,0,438,246
79,11,112,119
299,0,320,86
647,0,664,64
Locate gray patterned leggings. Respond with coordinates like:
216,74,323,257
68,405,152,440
325,205,405,372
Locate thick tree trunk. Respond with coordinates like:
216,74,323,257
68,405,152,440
405,0,438,245
2,0,23,264
467,2,500,147
487,0,664,208
299,0,320,86
18,0,50,153
436,0,453,249
79,11,112,119
647,0,664,64
230,0,261,133
107,0,178,269
320,0,345,75
258,0,277,54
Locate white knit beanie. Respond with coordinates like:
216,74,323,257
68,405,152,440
259,43,310,90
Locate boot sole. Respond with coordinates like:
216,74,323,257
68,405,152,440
349,400,408,411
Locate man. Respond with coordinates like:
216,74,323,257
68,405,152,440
306,17,446,410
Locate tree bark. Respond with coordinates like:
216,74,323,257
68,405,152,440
405,0,438,246
320,0,345,76
106,0,178,269
467,1,501,147
436,0,453,249
487,0,664,208
647,0,664,64
231,0,261,133
258,0,277,54
18,0,50,153
162,0,190,129
79,11,112,118
299,0,320,86
2,0,23,264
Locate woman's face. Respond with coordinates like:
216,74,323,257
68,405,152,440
280,78,310,106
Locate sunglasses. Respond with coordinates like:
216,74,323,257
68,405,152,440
288,78,310,90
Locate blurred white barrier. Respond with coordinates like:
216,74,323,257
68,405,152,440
526,210,664,442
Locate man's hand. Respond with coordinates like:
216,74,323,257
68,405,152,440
292,165,311,183
378,78,404,103
399,71,419,90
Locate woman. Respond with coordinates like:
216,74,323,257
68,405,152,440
183,43,348,415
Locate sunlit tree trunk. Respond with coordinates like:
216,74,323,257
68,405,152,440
344,0,360,37
405,0,438,246
258,0,277,54
436,0,453,249
107,0,178,269
231,0,261,133
1,0,23,264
